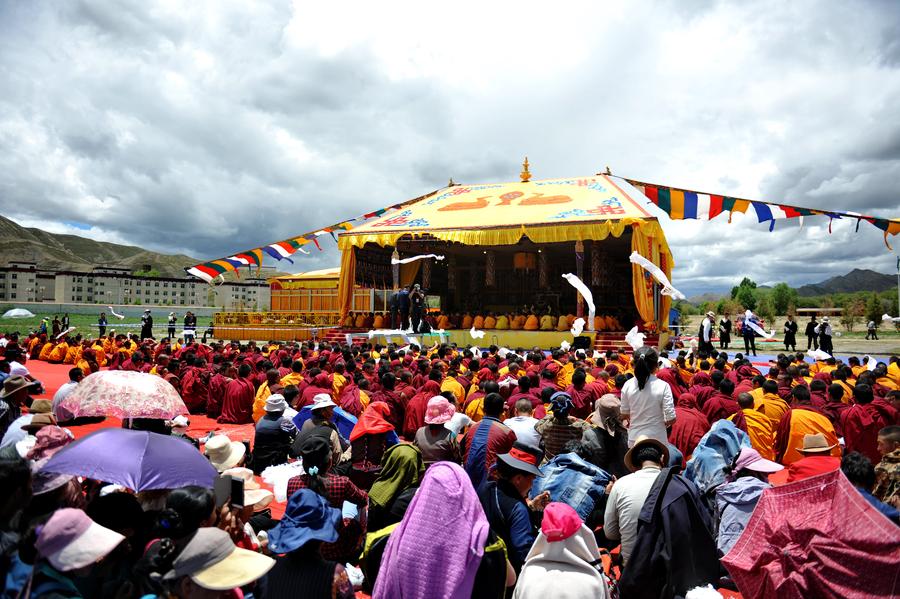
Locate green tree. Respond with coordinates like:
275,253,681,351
865,293,883,326
771,283,797,315
757,296,775,326
134,269,162,278
731,277,757,299
736,286,757,311
840,297,865,332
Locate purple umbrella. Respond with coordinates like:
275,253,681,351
42,429,216,492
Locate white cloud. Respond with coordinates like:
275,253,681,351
0,0,898,292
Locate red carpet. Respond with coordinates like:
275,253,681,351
24,360,285,519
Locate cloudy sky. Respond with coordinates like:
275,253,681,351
1,0,899,296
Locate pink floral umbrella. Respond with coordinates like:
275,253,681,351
58,370,188,420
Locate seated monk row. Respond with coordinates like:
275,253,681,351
340,310,626,332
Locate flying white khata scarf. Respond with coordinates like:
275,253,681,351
391,254,445,265
561,273,595,328
629,251,686,300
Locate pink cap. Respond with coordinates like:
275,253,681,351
424,396,455,425
540,502,582,542
733,447,783,474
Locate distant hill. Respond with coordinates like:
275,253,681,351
687,292,726,304
0,215,272,280
796,268,895,297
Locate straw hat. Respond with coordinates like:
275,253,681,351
29,399,53,414
797,433,837,454
624,435,670,472
0,376,37,399
203,435,246,472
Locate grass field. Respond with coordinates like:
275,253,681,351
0,311,213,338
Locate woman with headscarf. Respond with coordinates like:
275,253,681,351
368,444,426,531
371,462,512,599
349,401,400,489
513,502,610,599
581,394,629,478
668,392,711,459
403,379,442,439
535,392,590,460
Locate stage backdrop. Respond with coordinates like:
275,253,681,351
336,175,674,329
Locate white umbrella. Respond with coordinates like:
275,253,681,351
58,370,188,420
2,308,35,319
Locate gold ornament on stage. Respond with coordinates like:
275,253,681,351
520,157,532,183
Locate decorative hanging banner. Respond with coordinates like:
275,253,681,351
185,191,439,283
620,176,900,248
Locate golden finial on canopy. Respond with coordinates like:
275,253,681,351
520,157,532,182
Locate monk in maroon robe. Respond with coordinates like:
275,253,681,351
403,379,442,439
842,384,890,464
668,393,710,459
702,379,740,423
566,369,601,420
217,364,255,424
180,362,209,414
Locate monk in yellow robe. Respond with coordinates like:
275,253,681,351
441,376,465,404
540,314,554,331
48,341,69,364
354,313,366,328
495,315,509,330
373,314,385,329
510,315,523,330
343,313,355,327
437,314,450,330
555,316,569,332
27,336,41,355
888,360,900,386
39,342,56,362
524,315,539,330
462,314,474,329
729,394,776,460
280,367,305,388
756,385,790,428
593,315,605,332
472,315,485,330
465,396,485,423
483,314,497,329
775,401,841,465
63,345,79,365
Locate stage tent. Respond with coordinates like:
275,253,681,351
336,174,675,330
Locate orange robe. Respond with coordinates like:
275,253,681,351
437,315,450,330
252,383,273,422
39,342,56,362
758,393,790,428
280,372,304,388
354,314,366,328
510,316,524,330
465,397,485,423
473,315,485,329
540,315,554,331
593,316,606,332
462,314,474,329
732,409,776,460
484,316,497,329
63,346,79,365
441,377,466,404
343,314,355,327
373,315,385,329
888,362,900,386
524,315,539,331
48,342,69,363
777,409,841,465
556,316,569,332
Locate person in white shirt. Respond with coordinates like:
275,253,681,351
699,311,715,353
603,436,668,565
504,398,542,448
52,367,84,423
619,346,675,447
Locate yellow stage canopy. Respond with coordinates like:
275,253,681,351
270,267,340,290
338,174,663,249
336,174,675,329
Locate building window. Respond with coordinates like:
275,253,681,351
11,274,16,279
11,283,16,289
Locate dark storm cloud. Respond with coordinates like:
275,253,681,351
0,0,898,293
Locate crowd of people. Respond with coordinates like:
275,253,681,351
0,326,899,597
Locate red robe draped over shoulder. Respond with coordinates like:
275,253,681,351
217,376,256,424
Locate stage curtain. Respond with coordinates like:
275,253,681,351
630,224,657,326
337,247,356,320
399,261,421,287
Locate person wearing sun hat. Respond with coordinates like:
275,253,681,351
251,394,296,474
786,432,842,482
203,433,246,473
513,502,611,599
413,396,461,466
162,527,274,597
715,446,783,555
604,435,668,565
0,375,39,440
261,488,354,596
25,508,125,597
478,442,551,573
